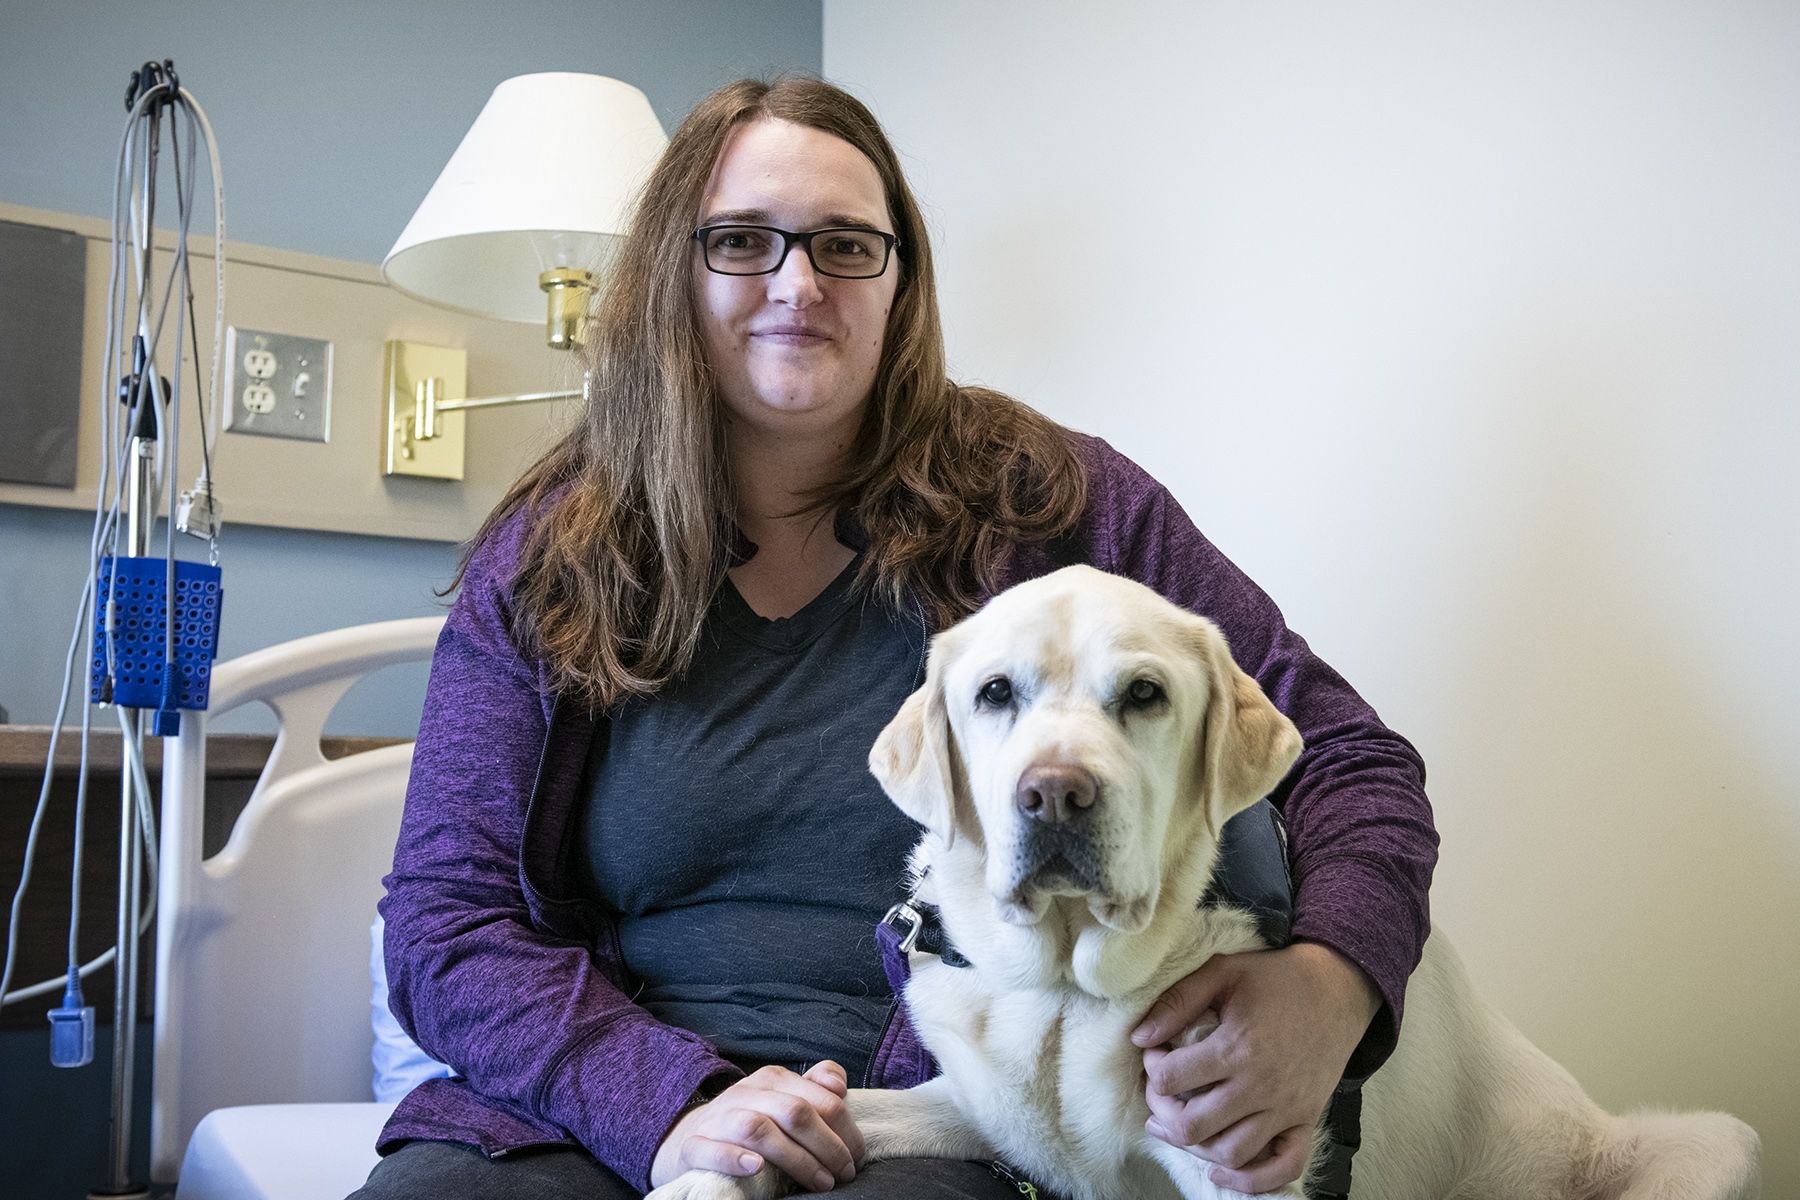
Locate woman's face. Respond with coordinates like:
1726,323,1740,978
693,118,900,445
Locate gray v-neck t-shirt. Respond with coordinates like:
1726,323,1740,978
570,559,927,1081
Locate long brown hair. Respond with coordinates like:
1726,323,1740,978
459,77,1085,709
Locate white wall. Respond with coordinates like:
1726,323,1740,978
828,1,1798,1189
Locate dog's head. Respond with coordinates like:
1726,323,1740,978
870,566,1301,939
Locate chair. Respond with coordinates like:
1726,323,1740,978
150,616,445,1199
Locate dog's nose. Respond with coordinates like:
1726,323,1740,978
1014,764,1098,825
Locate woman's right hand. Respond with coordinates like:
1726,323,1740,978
649,1061,864,1192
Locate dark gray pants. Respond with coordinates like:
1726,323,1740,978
348,1139,1037,1199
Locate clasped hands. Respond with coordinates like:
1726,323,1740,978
650,1061,862,1192
650,942,1378,1194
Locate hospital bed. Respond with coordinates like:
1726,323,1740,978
150,616,446,1199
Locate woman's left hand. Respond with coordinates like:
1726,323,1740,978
1132,941,1380,1194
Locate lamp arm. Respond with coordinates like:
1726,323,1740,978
383,339,588,479
433,387,581,412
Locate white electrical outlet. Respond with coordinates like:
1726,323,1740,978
223,326,332,442
242,349,277,380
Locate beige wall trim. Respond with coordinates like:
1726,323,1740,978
0,204,579,543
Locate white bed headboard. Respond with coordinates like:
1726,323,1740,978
150,616,445,1186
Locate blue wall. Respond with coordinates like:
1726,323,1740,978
0,0,824,736
0,4,822,1194
2,0,824,262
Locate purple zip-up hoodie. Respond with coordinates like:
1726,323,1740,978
377,432,1437,1191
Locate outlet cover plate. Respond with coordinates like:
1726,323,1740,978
224,326,332,442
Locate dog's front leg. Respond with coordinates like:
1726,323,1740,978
845,1079,993,1164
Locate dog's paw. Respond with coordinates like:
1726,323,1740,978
641,1172,734,1200
644,1168,780,1200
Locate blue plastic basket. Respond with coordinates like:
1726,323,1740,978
90,556,224,717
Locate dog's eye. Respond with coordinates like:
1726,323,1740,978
1125,678,1165,708
979,677,1014,707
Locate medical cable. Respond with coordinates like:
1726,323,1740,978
1,82,158,1012
0,72,223,1042
181,88,227,501
175,92,224,559
0,80,160,1014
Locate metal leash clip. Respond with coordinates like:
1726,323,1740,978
987,1160,1040,1198
881,900,925,953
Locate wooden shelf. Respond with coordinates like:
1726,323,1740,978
0,724,405,777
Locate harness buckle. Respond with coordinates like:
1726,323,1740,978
881,901,925,954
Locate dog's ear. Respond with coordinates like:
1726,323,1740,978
1190,620,1303,836
869,640,980,848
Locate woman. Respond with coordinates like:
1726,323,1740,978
358,77,1436,1200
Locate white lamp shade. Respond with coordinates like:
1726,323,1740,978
382,73,668,322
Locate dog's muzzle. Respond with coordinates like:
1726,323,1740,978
1010,817,1105,894
1008,762,1105,891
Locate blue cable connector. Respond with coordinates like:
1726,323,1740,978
49,968,95,1068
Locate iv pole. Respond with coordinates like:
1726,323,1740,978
94,60,178,1200
99,404,156,1200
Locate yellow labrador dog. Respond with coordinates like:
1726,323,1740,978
648,566,1760,1200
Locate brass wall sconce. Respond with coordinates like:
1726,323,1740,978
378,73,666,479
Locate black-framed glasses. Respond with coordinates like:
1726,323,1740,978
692,224,901,279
